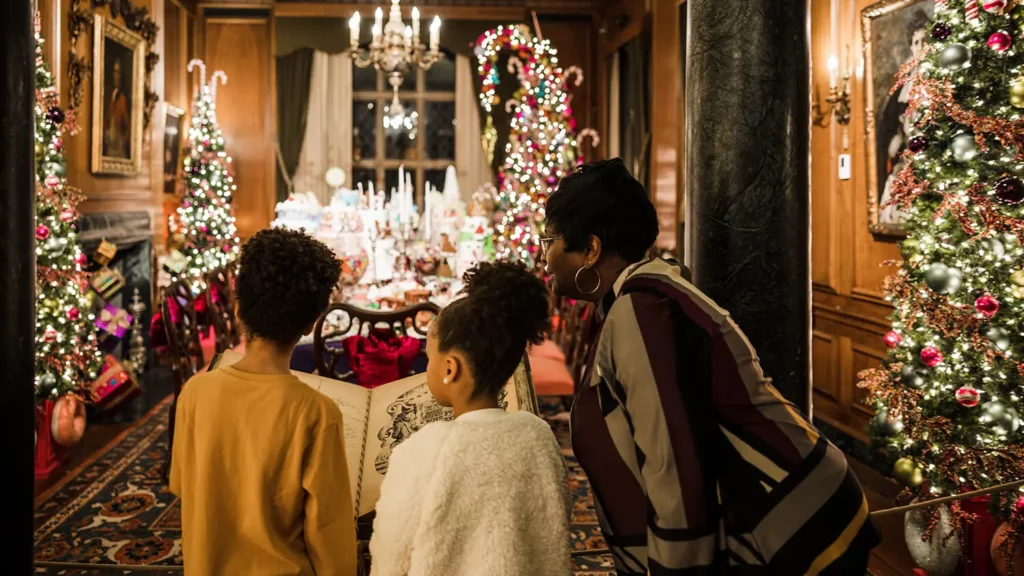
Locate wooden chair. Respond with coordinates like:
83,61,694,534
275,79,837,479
204,266,240,353
313,301,440,381
160,281,205,483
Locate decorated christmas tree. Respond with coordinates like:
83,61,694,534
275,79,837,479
475,25,598,266
33,16,104,401
174,59,239,291
858,0,1024,555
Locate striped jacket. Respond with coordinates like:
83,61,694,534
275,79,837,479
570,259,879,575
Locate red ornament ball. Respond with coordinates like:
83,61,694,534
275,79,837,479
66,307,79,321
45,106,65,125
883,331,903,349
74,252,87,266
908,136,928,153
53,137,63,151
956,386,981,407
989,31,1012,52
59,208,75,222
921,346,944,367
1017,495,1024,511
932,22,952,40
982,0,1007,13
43,328,57,343
975,294,1000,316
995,176,1024,204
45,174,61,189
35,224,50,241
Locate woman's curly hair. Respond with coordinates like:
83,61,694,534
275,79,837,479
235,229,341,346
434,261,550,398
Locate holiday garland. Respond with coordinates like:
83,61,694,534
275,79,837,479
475,25,598,266
857,0,1024,562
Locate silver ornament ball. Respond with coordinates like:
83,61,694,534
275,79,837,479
984,326,1011,351
44,236,66,255
875,407,904,435
939,43,972,71
949,133,979,163
901,363,927,389
982,237,1006,258
924,262,962,295
984,401,1020,435
905,505,962,576
40,373,57,387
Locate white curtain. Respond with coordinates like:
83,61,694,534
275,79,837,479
293,51,353,205
454,54,492,203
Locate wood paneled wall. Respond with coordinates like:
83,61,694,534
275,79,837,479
200,9,275,238
38,0,167,245
810,0,900,440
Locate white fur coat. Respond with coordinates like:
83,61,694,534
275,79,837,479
369,409,571,576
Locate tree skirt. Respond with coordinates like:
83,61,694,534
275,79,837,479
34,397,615,575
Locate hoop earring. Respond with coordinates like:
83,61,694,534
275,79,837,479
574,266,602,295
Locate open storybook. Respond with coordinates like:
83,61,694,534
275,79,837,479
211,349,539,520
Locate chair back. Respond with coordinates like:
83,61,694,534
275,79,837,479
204,266,240,352
161,281,205,392
313,301,440,381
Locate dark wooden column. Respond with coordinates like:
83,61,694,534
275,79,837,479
685,0,811,413
0,1,37,571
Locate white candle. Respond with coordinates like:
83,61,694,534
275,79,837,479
827,55,838,90
424,187,432,240
374,7,383,38
349,12,361,49
429,16,440,52
404,25,412,49
412,7,420,43
398,165,405,222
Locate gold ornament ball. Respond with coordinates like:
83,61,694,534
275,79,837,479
35,141,45,158
1011,78,1024,109
1012,285,1024,299
1011,269,1024,286
893,457,924,487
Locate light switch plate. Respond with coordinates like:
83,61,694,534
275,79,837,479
838,154,852,180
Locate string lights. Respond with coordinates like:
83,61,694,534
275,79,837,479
474,25,598,267
175,60,240,292
32,13,103,399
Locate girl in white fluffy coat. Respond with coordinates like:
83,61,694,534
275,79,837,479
369,262,571,576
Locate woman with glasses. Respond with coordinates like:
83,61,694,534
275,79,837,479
540,159,878,575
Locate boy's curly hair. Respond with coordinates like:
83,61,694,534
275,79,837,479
235,229,341,347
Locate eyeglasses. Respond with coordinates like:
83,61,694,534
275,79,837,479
538,235,561,251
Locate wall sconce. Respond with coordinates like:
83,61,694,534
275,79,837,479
813,47,852,147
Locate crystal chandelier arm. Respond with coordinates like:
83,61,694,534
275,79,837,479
351,47,376,69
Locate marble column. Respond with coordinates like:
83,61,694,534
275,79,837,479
0,1,37,570
685,0,811,413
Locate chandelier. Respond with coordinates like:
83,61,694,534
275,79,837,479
350,1,440,131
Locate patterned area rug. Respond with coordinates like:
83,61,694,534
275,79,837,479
34,397,614,575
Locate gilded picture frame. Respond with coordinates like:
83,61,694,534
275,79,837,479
862,0,934,237
163,104,185,193
91,14,145,175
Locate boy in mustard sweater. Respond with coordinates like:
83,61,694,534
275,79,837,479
170,229,356,575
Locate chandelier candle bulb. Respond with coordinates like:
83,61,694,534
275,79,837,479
412,7,419,42
828,55,839,89
430,16,440,51
375,7,383,38
404,26,412,49
350,12,361,49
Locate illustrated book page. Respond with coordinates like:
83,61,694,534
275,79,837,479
211,349,539,520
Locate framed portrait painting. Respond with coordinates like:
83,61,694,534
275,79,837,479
91,14,145,175
163,105,184,194
862,0,934,236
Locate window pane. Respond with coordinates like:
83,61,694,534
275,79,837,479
351,168,376,192
397,70,417,91
425,55,455,92
384,100,418,160
384,168,401,200
424,169,446,194
353,100,377,161
424,101,454,160
353,65,377,92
